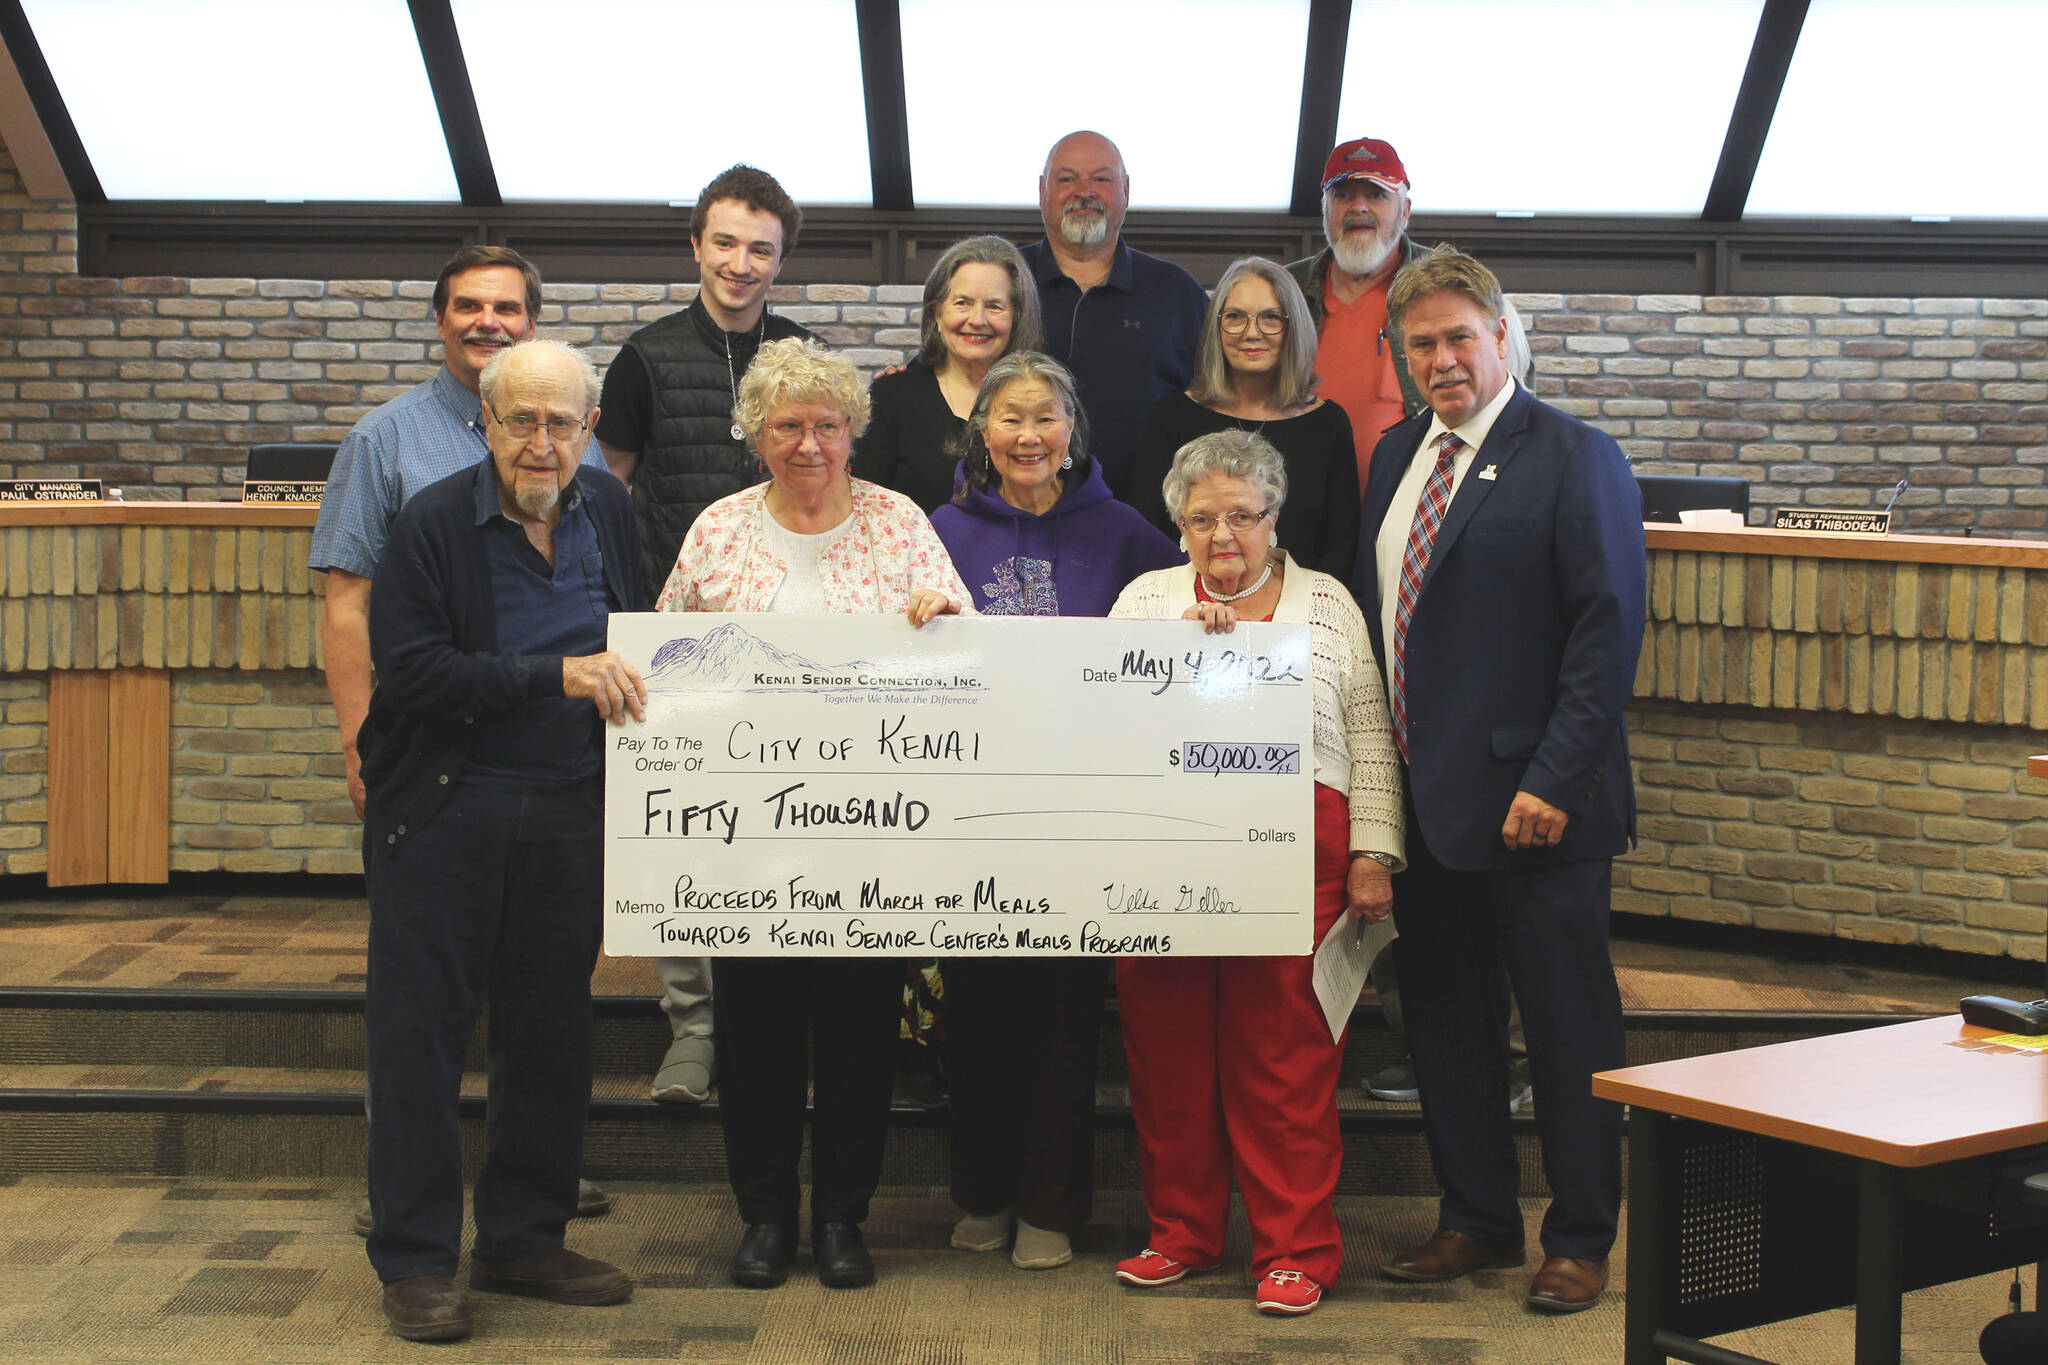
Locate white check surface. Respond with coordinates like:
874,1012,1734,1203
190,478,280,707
604,613,1316,957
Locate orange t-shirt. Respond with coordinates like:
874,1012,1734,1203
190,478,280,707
1317,276,1407,492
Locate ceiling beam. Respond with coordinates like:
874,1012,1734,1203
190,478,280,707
1289,0,1351,217
1703,0,1808,222
78,201,2048,301
0,1,98,202
0,19,66,200
407,0,500,207
855,0,912,211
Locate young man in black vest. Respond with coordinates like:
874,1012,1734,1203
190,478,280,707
594,164,814,1106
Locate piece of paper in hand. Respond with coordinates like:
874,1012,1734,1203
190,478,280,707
1313,914,1398,1044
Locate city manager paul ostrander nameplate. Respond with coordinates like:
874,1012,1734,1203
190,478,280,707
604,613,1314,958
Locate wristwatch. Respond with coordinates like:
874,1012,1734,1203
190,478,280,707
1351,851,1398,868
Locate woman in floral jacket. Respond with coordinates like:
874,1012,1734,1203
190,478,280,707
658,338,970,1293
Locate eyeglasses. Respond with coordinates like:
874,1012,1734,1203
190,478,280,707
765,419,848,444
1179,508,1271,536
492,411,589,442
1220,310,1287,336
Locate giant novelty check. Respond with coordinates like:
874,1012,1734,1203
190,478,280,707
604,612,1314,957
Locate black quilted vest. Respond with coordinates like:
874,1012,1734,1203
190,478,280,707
623,300,813,593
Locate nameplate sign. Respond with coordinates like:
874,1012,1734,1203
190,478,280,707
242,479,325,504
1771,507,1891,535
604,612,1315,958
0,479,103,502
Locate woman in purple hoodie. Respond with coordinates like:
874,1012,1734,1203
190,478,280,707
931,352,1179,618
928,351,1178,1270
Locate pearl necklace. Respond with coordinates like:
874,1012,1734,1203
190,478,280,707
1203,561,1274,603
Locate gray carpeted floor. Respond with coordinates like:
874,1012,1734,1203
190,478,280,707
0,1178,2019,1363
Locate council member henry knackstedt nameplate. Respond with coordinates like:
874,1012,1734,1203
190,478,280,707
241,479,326,504
604,613,1316,958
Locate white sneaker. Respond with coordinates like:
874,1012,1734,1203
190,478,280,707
1011,1219,1072,1270
951,1207,1015,1253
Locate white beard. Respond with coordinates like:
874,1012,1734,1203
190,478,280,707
1058,208,1109,247
513,480,560,518
1329,231,1398,279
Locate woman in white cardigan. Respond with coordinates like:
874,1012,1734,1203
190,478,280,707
1107,429,1404,1317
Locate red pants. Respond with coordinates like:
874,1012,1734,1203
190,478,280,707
1117,783,1350,1285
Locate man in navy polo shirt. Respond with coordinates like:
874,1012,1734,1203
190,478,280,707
1020,131,1207,500
358,339,645,1342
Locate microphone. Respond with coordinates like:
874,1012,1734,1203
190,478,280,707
1882,476,1908,519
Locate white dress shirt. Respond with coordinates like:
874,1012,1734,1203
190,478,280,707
1374,376,1522,657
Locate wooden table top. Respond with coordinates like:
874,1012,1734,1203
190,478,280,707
0,501,317,528
1592,1015,2048,1167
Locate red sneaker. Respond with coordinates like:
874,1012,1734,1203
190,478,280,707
1115,1248,1213,1287
1255,1268,1323,1315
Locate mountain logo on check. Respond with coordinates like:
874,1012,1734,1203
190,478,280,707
645,622,973,694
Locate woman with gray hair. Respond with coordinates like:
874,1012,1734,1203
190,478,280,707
658,337,970,1294
1127,256,1360,575
1108,428,1403,1317
854,234,1044,512
928,348,1178,1274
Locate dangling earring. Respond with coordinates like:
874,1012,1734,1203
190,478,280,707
1061,454,1073,471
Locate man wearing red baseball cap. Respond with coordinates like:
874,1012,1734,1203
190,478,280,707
1285,137,1427,486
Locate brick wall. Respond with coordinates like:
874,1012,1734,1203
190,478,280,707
170,674,355,876
0,140,2043,528
1620,703,2048,960
0,676,46,874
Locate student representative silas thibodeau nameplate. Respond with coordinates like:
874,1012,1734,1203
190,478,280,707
604,612,1315,958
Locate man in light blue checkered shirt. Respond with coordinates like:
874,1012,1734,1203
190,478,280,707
309,245,615,1240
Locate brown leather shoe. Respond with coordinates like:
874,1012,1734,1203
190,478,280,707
1381,1228,1526,1282
381,1275,473,1341
469,1247,633,1305
1527,1255,1608,1313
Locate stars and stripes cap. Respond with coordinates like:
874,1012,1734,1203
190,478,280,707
1319,137,1410,195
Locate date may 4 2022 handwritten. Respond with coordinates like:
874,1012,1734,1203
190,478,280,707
602,613,1316,958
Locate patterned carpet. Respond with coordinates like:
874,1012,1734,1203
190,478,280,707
0,1179,2015,1363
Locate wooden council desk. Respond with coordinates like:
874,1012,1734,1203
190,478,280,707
1596,1016,2048,1364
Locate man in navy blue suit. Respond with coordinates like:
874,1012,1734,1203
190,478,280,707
1351,247,1645,1314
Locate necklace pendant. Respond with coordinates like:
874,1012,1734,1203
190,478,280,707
730,422,746,442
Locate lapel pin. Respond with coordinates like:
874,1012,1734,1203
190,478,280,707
1478,464,1499,481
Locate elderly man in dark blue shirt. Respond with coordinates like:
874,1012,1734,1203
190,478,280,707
357,339,646,1343
1020,130,1208,500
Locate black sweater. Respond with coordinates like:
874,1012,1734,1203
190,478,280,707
357,461,642,855
851,357,971,514
1125,391,1362,578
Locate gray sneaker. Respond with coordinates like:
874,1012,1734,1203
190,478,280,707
653,1035,715,1102
1365,1059,1419,1102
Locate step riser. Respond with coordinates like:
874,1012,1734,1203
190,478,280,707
0,1004,1865,1082
0,1110,1561,1199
